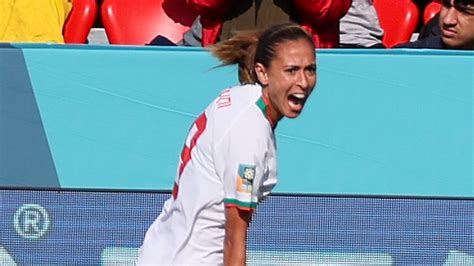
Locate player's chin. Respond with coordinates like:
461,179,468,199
284,110,302,119
283,102,305,119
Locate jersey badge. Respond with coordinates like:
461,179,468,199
237,164,256,193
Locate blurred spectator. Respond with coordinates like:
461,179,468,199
339,0,385,48
182,0,294,46
219,0,294,41
183,0,351,48
418,13,441,39
0,0,72,43
293,0,352,48
397,0,474,49
180,16,203,46
150,15,201,46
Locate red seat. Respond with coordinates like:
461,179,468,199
64,0,98,44
101,0,198,45
423,0,442,24
373,0,420,47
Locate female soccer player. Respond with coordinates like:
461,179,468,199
137,22,317,265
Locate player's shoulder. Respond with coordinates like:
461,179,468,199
224,84,261,102
211,84,270,133
211,84,261,112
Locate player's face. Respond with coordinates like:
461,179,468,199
256,38,316,122
440,0,474,49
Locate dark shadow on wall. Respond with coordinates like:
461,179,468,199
0,46,60,188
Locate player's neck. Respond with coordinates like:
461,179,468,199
261,92,280,129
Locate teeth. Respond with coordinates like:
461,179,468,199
292,93,305,100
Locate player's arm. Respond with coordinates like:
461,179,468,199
216,111,268,265
224,207,252,266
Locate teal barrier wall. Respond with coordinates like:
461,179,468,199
1,44,472,197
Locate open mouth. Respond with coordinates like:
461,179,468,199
288,93,306,112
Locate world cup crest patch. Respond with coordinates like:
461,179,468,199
237,164,256,193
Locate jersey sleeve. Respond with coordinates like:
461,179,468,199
214,113,270,211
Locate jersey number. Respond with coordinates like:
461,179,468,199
172,113,208,199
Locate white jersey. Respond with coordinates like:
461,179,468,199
137,84,278,265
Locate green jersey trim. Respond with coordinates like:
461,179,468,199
224,198,258,209
255,97,267,116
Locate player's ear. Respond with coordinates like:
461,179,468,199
255,63,269,86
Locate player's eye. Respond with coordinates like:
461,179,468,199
285,67,299,74
305,65,316,74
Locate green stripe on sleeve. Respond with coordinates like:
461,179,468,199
224,198,257,208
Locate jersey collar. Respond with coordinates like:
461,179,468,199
256,95,277,129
